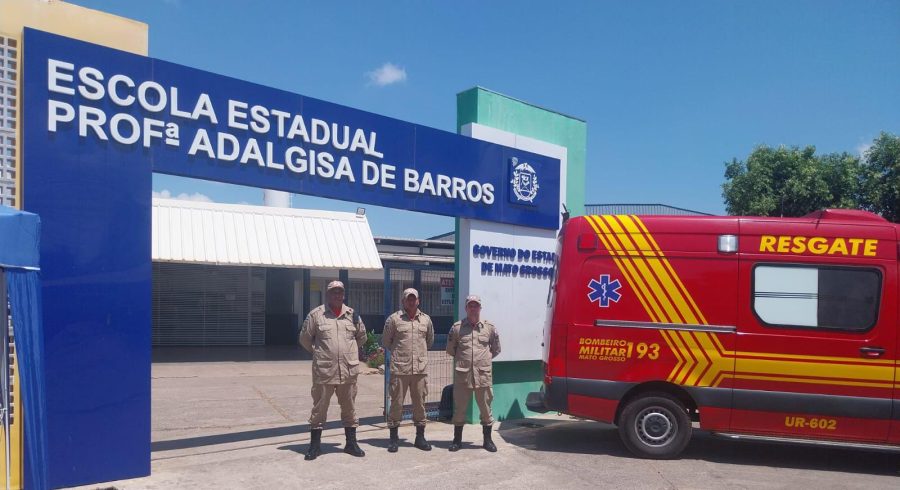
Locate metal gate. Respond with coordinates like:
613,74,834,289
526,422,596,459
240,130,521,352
382,263,455,422
152,263,266,346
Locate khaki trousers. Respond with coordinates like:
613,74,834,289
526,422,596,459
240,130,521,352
387,374,428,427
309,382,358,429
452,371,494,426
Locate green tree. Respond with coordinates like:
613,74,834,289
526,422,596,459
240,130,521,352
819,152,863,209
859,132,900,222
722,145,851,217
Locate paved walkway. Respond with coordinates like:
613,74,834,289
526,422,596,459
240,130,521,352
68,349,900,489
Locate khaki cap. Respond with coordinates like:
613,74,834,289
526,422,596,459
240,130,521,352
465,294,482,306
327,280,345,291
402,288,419,299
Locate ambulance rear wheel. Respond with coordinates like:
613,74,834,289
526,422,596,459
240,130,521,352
618,393,691,459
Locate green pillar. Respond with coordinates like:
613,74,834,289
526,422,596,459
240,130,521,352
456,87,587,423
457,87,586,216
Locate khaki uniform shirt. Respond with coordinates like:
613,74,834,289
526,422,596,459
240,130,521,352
299,304,367,385
382,309,434,375
446,318,501,388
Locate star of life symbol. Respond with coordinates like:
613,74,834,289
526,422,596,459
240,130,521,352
588,274,622,307
510,157,540,203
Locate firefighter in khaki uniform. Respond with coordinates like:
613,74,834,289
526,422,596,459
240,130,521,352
299,280,368,460
382,288,435,452
446,294,501,452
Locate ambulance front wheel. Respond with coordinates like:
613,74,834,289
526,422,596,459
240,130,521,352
618,392,691,459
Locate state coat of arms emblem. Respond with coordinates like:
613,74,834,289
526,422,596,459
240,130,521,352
510,157,540,203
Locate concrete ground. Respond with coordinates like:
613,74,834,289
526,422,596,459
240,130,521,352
70,348,900,489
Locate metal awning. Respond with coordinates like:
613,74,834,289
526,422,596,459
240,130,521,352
378,252,454,265
152,198,383,270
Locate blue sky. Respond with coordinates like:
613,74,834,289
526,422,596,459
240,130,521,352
70,0,899,238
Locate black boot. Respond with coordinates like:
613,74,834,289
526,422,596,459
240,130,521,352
448,425,463,452
414,425,432,451
482,425,497,452
388,427,399,453
305,429,322,461
343,427,366,457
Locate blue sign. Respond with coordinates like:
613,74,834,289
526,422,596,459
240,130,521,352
22,28,562,487
30,30,560,229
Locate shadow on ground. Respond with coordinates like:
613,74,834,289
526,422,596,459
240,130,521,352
278,441,342,457
498,417,900,477
279,422,460,454
152,415,385,452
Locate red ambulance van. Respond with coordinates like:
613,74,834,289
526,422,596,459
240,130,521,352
527,210,899,458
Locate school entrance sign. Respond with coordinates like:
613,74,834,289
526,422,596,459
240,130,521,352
29,29,559,228
22,29,560,487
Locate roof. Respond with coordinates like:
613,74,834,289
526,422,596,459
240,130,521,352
152,199,383,270
378,253,455,265
803,209,887,222
374,236,455,248
426,231,455,242
585,203,713,216
0,205,40,270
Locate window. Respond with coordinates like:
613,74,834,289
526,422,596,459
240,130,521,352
753,264,881,331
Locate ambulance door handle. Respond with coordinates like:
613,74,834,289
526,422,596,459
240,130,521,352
859,347,885,358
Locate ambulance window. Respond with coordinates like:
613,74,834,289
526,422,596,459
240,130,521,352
753,265,881,331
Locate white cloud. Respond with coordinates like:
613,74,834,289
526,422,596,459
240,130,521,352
366,63,407,87
153,190,212,202
856,142,872,159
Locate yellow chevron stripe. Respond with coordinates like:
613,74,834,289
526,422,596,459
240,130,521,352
632,216,709,324
660,329,895,389
617,215,700,324
709,331,729,354
659,330,684,383
602,215,719,384
694,332,733,386
732,350,894,365
669,330,695,385
678,331,710,385
600,216,684,323
585,216,658,322
698,330,893,387
588,216,665,322
592,215,667,321
627,215,706,325
592,215,712,383
733,357,894,384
